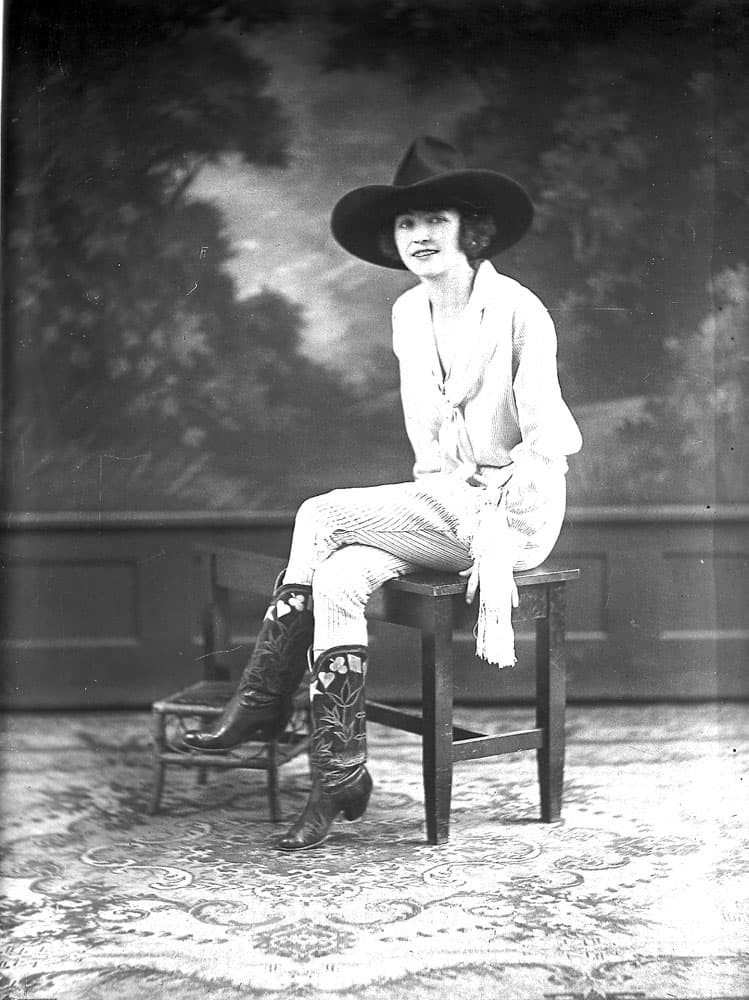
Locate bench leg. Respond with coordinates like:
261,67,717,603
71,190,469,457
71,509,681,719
536,582,567,822
421,594,455,844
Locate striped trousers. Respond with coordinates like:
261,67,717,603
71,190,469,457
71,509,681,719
283,474,564,653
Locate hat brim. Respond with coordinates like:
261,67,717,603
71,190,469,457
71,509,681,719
330,169,534,269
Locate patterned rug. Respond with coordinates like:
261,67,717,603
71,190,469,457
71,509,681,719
0,704,747,1000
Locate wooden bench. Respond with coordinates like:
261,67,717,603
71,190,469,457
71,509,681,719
368,563,579,843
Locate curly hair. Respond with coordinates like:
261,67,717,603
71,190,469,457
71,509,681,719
377,207,497,266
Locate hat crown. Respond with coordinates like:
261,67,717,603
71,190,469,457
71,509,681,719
392,135,466,188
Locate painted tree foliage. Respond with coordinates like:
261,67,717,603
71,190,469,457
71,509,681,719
619,264,749,502
3,0,358,509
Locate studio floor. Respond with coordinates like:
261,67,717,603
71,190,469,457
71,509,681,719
0,703,747,1000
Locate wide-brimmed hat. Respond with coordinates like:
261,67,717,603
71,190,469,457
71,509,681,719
330,135,534,269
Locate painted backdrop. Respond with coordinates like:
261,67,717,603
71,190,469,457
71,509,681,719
3,0,747,512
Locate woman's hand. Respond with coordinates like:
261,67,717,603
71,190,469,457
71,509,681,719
458,562,481,605
459,560,519,608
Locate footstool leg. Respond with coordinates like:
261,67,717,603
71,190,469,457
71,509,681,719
196,714,212,786
149,709,167,815
266,741,282,822
536,582,567,822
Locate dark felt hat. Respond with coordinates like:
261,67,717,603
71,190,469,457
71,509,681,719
330,135,534,269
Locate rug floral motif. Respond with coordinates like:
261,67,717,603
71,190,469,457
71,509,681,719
0,705,747,1000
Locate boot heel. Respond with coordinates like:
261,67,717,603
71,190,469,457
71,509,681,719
342,796,368,821
341,769,372,821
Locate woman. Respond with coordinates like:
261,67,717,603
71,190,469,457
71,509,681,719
182,135,582,851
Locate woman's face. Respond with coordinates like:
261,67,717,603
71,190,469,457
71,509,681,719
393,208,466,277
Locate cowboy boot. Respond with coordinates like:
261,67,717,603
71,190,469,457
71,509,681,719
277,645,372,851
182,580,313,751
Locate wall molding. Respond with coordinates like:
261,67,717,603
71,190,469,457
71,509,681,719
4,504,749,531
2,507,747,706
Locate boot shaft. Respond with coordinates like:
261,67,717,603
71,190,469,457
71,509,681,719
238,582,313,699
310,645,368,786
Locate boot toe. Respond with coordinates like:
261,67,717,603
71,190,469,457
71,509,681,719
276,830,328,851
180,731,224,752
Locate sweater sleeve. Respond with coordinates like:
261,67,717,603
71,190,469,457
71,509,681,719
509,294,583,465
498,294,581,563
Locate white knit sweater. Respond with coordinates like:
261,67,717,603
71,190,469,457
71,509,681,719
392,260,582,665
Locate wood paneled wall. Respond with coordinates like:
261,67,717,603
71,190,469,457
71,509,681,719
1,507,747,708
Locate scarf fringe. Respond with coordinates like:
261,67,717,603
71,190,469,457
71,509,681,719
471,483,519,668
474,605,517,669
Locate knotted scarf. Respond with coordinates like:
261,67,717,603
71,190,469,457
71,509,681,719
429,291,519,668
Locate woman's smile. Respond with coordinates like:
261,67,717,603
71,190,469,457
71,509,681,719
394,208,465,276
